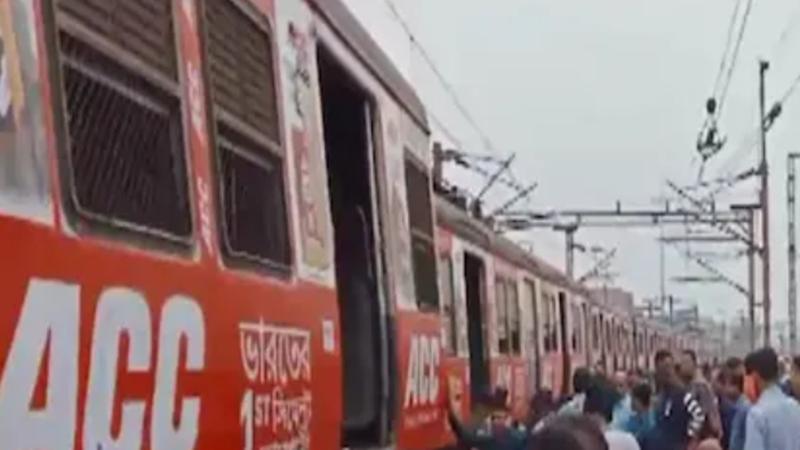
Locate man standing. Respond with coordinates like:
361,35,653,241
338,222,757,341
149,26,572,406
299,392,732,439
678,350,722,439
622,383,655,445
558,367,592,417
446,386,528,450
743,347,800,450
643,350,705,450
584,380,640,450
612,370,635,429
780,355,800,400
719,364,749,450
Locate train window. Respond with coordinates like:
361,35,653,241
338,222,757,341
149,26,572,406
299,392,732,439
507,282,520,355
593,316,600,350
439,256,458,354
576,305,584,352
545,294,560,352
495,278,509,354
203,0,290,271
524,280,538,352
542,293,554,352
405,158,439,310
51,0,192,243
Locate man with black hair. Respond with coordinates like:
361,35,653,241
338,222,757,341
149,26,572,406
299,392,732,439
781,355,800,400
447,385,527,450
584,380,640,450
529,415,609,450
559,367,593,417
643,350,705,450
621,383,655,445
678,349,722,439
743,347,800,450
718,365,749,450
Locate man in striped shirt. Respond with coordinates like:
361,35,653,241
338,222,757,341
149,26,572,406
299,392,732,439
642,350,705,450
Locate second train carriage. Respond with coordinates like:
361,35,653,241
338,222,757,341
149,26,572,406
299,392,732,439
434,191,705,410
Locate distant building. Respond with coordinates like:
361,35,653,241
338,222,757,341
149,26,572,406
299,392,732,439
590,286,634,318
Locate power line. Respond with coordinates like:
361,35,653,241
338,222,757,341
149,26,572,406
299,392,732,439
707,3,800,184
382,0,498,154
778,70,800,105
769,3,800,60
712,0,744,97
381,0,532,207
716,0,755,117
696,0,751,169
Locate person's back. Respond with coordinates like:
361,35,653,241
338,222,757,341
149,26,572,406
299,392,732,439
647,384,703,450
559,367,592,417
745,384,800,450
529,415,609,450
622,383,655,444
743,347,800,450
604,429,640,450
679,350,722,439
447,387,527,450
644,350,704,450
584,379,641,450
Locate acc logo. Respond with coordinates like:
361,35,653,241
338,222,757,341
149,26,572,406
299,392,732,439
403,334,441,408
0,278,205,450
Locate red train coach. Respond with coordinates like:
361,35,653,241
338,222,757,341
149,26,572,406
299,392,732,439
435,196,601,406
0,0,453,449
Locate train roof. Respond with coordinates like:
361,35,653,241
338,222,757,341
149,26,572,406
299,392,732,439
308,0,429,132
436,196,684,332
435,195,590,297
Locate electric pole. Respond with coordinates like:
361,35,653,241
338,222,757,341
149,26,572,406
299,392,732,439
660,225,666,305
732,203,759,351
555,223,580,279
759,60,772,346
788,154,800,354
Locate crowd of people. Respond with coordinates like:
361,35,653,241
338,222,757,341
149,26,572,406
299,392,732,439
446,346,800,450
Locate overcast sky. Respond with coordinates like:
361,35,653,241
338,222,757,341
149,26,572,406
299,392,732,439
343,0,800,337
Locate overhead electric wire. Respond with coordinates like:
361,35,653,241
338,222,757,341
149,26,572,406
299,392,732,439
777,70,800,105
716,0,755,117
704,3,800,187
769,3,800,60
382,0,533,207
383,0,498,154
712,0,744,97
695,0,751,180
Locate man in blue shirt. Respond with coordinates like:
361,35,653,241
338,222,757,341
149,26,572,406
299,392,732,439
447,387,528,450
623,382,655,445
718,363,749,450
743,347,800,450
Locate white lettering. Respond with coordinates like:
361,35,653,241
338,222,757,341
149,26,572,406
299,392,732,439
152,295,205,450
404,336,419,407
84,288,152,450
0,279,79,450
240,389,254,450
403,335,441,408
187,62,205,138
196,178,214,256
428,337,440,404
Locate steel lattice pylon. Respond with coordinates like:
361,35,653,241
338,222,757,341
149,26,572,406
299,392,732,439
788,153,799,354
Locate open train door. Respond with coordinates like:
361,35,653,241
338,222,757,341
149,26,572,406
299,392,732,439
318,47,394,447
464,251,490,406
558,292,571,395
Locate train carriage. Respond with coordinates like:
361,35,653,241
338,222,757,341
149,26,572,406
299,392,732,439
0,0,453,449
0,1,719,448
436,196,603,403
